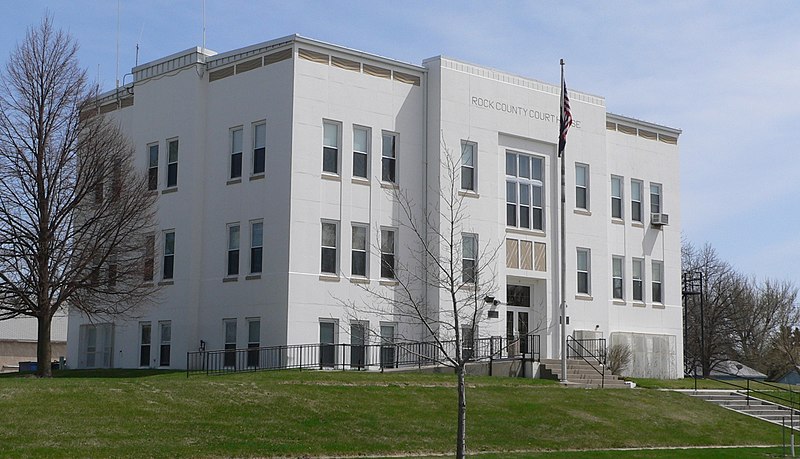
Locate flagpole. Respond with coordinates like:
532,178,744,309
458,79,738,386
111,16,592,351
559,59,568,384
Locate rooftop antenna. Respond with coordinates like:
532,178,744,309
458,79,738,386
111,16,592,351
136,23,144,66
115,0,120,89
202,0,206,55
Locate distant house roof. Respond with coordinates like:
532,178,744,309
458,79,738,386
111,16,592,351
690,360,767,379
776,366,800,384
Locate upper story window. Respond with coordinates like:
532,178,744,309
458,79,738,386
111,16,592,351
253,122,266,175
461,141,476,192
323,121,339,175
462,233,477,283
381,132,397,183
575,163,588,210
380,228,396,279
321,221,338,275
576,248,590,295
632,258,644,302
250,220,263,274
163,231,175,280
353,126,369,179
230,128,243,179
351,224,368,277
631,180,643,223
650,183,662,214
166,139,178,188
147,144,158,191
611,175,623,219
144,233,155,282
506,151,544,231
652,260,664,303
227,224,240,276
612,256,624,300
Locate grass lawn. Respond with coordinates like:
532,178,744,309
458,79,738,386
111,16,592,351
0,370,787,458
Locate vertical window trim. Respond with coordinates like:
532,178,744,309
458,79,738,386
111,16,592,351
162,230,175,280
147,143,159,191
321,220,339,275
352,126,370,179
612,256,624,300
460,140,477,192
611,175,624,220
631,179,643,223
380,227,397,279
351,223,368,277
322,120,340,175
250,220,263,274
227,223,240,277
230,127,243,180
575,163,589,210
166,138,178,188
576,248,591,295
253,121,266,176
381,131,397,184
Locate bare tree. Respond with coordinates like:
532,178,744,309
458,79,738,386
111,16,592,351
345,146,501,459
0,17,158,377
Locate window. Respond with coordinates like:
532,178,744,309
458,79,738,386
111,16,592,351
159,321,171,367
250,221,263,274
506,151,544,231
321,221,338,274
139,322,151,367
144,234,155,282
223,319,237,368
253,122,266,175
577,248,591,295
247,318,260,368
652,260,664,303
575,164,588,210
147,144,158,191
631,180,643,223
351,224,367,277
230,128,243,179
612,256,624,300
380,324,396,368
227,224,240,276
319,320,337,368
381,132,397,183
380,228,396,279
94,180,104,204
650,183,662,214
322,121,339,174
353,126,369,179
461,141,476,191
632,258,644,302
163,231,175,280
166,139,178,188
462,233,477,283
507,285,531,307
611,176,623,219
350,322,367,369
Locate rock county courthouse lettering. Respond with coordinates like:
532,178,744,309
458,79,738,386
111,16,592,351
67,35,682,378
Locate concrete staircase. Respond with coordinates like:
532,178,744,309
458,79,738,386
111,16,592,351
539,358,629,388
678,389,800,429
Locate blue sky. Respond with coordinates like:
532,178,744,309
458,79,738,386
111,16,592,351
2,1,799,283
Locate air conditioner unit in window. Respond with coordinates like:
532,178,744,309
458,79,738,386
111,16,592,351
651,213,669,226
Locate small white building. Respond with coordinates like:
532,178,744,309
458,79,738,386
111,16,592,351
67,35,682,378
0,315,67,372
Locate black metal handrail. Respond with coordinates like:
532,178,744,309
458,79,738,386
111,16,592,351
186,334,540,377
566,336,607,388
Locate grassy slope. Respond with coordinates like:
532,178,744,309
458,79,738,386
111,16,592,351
0,370,785,458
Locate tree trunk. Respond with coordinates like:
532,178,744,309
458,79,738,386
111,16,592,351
36,315,52,377
456,364,466,459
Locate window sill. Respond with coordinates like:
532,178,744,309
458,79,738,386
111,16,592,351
158,280,174,286
379,279,399,286
505,227,546,237
573,208,591,216
349,277,370,284
632,221,644,228
632,301,646,308
380,181,399,190
652,302,665,309
245,274,261,280
321,173,341,182
612,299,626,305
249,174,265,181
222,276,238,283
227,178,242,185
458,190,479,198
351,177,370,186
574,294,593,301
611,218,625,225
319,274,340,282
161,187,178,195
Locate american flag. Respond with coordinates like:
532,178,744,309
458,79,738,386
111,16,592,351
558,79,572,157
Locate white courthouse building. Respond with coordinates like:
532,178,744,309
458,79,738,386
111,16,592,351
67,35,682,378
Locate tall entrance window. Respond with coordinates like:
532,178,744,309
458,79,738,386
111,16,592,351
506,151,544,231
247,319,260,368
224,319,237,368
350,322,366,369
506,285,532,355
159,321,171,367
139,322,151,367
319,321,336,368
380,324,396,368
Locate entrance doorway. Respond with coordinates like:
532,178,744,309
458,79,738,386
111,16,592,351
506,285,531,356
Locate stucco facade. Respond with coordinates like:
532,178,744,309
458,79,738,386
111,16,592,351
67,35,682,378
